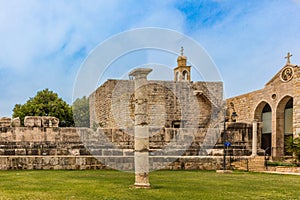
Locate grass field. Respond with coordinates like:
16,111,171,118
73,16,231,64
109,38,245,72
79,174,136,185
0,170,299,200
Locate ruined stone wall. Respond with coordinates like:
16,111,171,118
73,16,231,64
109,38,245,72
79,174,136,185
0,155,230,171
0,125,253,170
193,81,223,106
0,127,88,156
89,79,127,129
89,79,223,130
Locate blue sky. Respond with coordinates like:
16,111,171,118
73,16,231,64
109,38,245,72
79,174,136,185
1,0,300,116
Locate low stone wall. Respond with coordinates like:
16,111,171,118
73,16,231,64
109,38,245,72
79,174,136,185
0,156,227,171
267,166,300,173
0,156,106,170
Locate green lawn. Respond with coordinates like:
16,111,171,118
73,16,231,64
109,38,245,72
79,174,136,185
0,170,299,200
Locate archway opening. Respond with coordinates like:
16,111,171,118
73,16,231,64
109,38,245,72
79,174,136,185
261,104,272,155
182,70,188,81
284,98,293,156
276,96,293,157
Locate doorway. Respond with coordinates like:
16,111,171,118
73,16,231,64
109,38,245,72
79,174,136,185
261,104,272,155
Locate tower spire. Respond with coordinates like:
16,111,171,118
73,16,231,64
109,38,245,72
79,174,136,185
174,47,191,82
180,46,184,56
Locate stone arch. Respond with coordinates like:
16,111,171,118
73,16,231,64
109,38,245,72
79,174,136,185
254,101,272,155
254,101,272,121
182,70,188,81
276,95,293,156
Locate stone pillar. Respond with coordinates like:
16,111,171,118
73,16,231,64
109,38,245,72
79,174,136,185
252,120,258,157
129,68,152,188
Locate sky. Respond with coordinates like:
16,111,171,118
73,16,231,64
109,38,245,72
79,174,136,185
1,0,300,117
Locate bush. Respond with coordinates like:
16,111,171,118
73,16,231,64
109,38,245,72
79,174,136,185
266,161,298,167
285,137,300,161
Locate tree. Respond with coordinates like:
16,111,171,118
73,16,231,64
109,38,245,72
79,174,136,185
12,89,74,127
72,96,90,127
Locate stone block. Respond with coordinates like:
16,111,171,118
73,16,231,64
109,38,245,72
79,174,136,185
4,149,15,155
24,116,42,127
68,149,80,156
15,149,26,155
0,117,11,128
41,116,59,127
12,117,21,127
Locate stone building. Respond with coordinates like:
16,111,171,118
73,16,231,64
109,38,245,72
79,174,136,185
90,50,300,160
89,49,223,132
226,53,299,158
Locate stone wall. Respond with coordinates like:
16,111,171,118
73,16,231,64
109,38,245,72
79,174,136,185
0,155,230,171
0,124,254,170
0,116,59,128
89,79,223,130
0,156,106,170
0,127,87,156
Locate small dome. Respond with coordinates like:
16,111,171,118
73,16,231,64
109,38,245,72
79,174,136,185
177,55,187,61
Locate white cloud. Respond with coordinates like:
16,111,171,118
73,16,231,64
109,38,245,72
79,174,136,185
0,0,188,116
188,1,300,97
1,0,300,116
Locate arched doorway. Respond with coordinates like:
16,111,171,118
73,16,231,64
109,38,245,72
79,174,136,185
276,96,293,157
261,104,272,155
284,99,293,155
254,102,272,155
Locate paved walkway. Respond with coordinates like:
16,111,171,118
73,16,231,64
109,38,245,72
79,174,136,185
261,171,300,176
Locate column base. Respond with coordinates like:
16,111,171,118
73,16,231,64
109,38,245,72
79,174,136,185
134,183,151,188
216,170,233,174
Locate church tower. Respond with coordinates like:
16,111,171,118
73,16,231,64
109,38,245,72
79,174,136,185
174,47,191,82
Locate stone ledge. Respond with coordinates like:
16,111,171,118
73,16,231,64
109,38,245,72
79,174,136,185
216,170,233,173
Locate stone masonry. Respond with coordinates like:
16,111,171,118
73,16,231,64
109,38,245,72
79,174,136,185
89,80,223,130
0,125,238,170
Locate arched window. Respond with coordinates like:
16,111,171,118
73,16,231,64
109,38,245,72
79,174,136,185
182,70,188,80
261,103,272,155
284,98,293,155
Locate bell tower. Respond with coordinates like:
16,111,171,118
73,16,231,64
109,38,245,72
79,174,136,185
174,47,191,82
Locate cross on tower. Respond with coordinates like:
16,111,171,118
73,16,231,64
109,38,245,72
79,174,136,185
285,52,292,64
180,46,184,56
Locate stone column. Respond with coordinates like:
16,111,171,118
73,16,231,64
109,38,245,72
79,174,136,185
252,120,258,157
129,68,152,188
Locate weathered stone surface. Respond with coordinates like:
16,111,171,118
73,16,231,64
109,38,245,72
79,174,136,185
89,80,223,130
88,75,225,155
12,117,21,127
41,116,59,127
24,116,42,127
0,124,260,170
23,116,59,127
0,117,11,127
